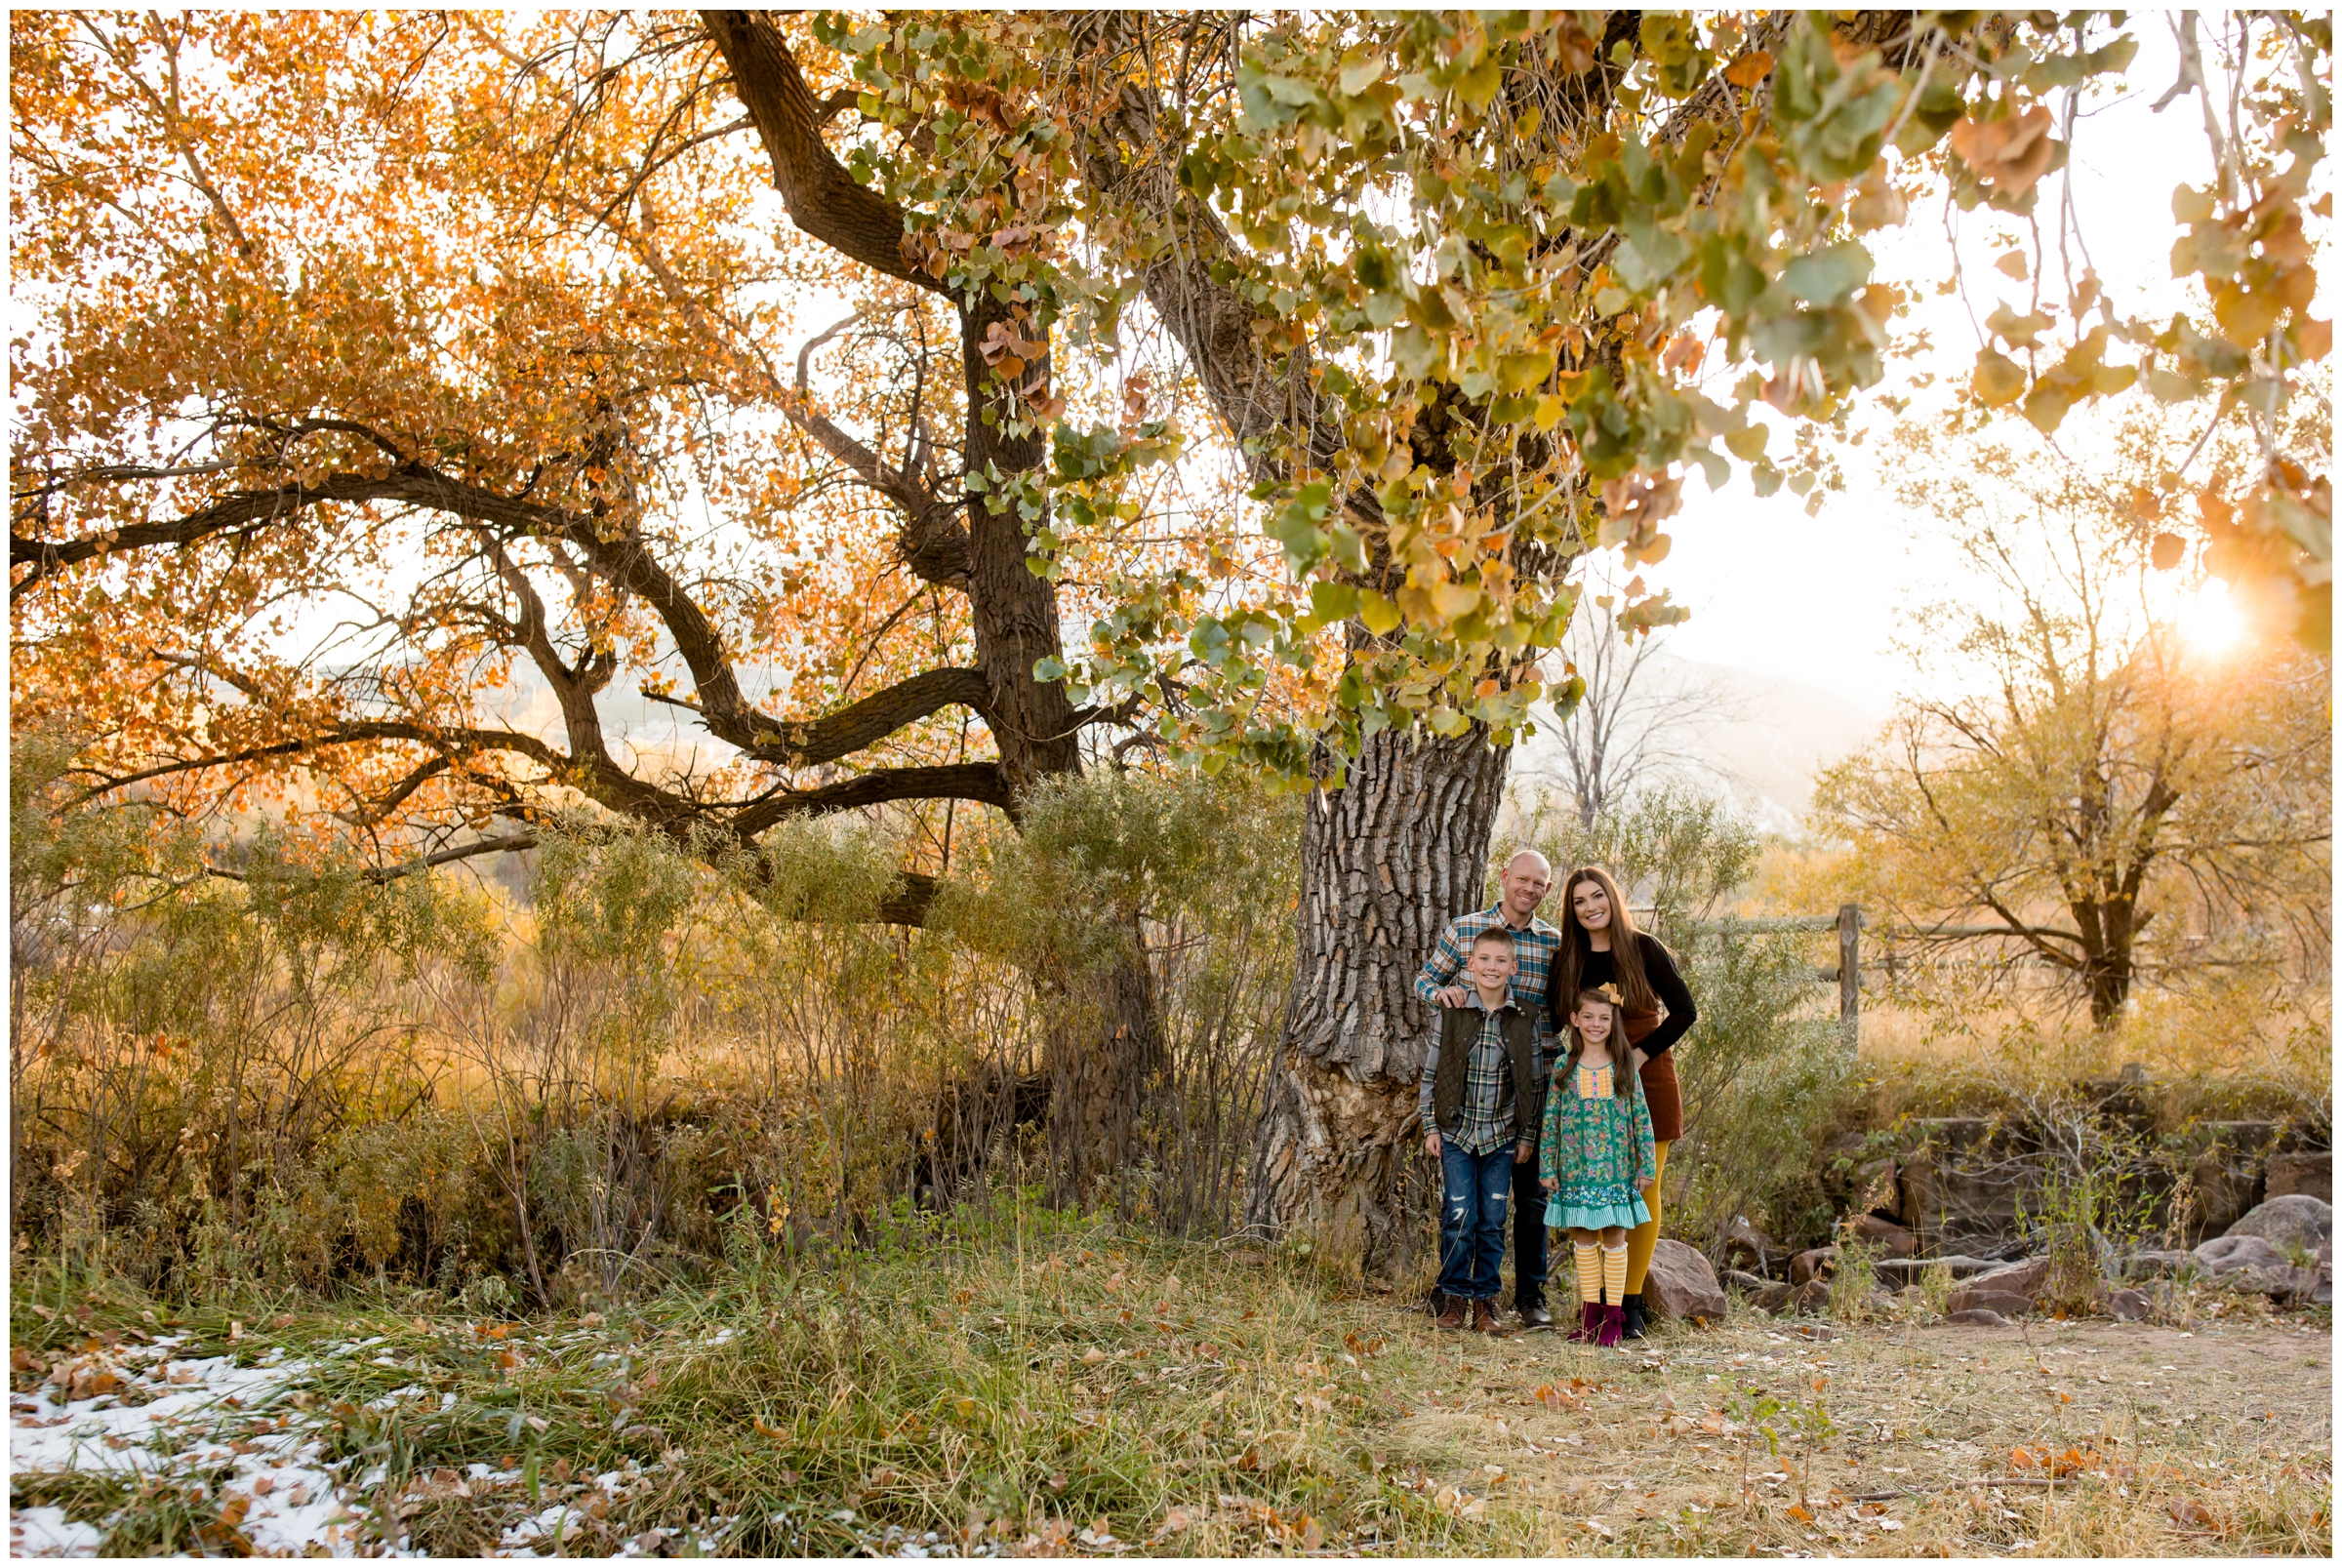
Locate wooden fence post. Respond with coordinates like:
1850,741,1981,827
1837,903,1862,1051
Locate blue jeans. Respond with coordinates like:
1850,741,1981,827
1435,1143,1514,1302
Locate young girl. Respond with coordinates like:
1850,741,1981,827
1539,983,1657,1347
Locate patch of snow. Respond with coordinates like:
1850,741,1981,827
10,1507,101,1557
10,1339,367,1558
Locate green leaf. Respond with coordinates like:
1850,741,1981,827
1327,522,1368,574
1311,581,1361,623
1392,323,1441,381
1357,590,1403,635
1339,56,1385,96
1782,243,1873,308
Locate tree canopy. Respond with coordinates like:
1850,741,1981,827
11,10,2329,883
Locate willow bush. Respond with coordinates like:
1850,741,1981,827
10,733,1300,1302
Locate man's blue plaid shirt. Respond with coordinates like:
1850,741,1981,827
1414,904,1565,1078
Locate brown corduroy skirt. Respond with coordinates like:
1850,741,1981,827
1623,1009,1683,1142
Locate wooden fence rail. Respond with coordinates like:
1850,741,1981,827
1640,904,2050,1052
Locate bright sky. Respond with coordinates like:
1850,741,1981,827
1648,22,2235,711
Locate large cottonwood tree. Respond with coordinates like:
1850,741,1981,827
14,10,2329,1267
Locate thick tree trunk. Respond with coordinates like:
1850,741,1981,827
949,302,1161,1199
2076,896,2136,1026
1243,722,1510,1282
1043,913,1168,1209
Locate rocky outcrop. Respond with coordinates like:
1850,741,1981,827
1945,1307,2008,1326
2223,1194,2332,1253
1791,1246,1837,1286
1844,1213,1916,1258
1720,1216,1783,1276
1946,1256,2049,1317
1723,1269,1791,1312
1642,1239,1728,1323
1873,1255,1999,1284
2193,1230,2324,1301
2265,1152,2331,1204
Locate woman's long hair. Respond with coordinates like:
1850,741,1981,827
1559,987,1638,1102
1549,865,1659,1019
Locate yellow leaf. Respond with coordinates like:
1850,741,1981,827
1972,348,2028,408
1430,582,1481,621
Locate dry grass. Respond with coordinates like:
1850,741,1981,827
13,1210,2328,1557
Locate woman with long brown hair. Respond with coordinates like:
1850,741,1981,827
1544,865,1698,1341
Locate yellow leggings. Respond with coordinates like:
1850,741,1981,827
1623,1140,1672,1295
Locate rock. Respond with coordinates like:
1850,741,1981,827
1790,1278,1832,1314
1945,1307,2008,1326
1950,1289,2035,1318
2220,1264,2320,1301
1844,1213,1917,1259
1723,1270,1793,1312
1642,1239,1728,1323
1791,1246,1838,1286
2096,1285,2150,1321
2265,1151,2332,1204
1947,1257,2049,1316
1873,1255,2000,1284
1959,1255,2051,1300
2120,1249,2191,1281
2224,1194,2333,1253
2195,1232,2293,1275
1720,1215,1782,1276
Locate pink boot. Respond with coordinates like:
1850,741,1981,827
1564,1302,1601,1344
1595,1302,1625,1347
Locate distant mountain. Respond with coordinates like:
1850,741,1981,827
1510,648,1887,836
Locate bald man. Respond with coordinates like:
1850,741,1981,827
1416,850,1563,1329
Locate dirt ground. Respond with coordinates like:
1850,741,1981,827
1368,1305,2333,1556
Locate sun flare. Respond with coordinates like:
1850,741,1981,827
2177,578,2247,655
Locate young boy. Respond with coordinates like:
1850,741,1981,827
1419,926,1545,1334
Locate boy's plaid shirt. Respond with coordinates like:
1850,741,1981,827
1415,905,1564,1073
1443,998,1521,1154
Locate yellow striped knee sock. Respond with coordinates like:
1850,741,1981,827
1601,1243,1628,1307
1572,1242,1601,1306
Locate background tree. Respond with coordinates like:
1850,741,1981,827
1813,405,2333,1025
7,11,1185,1198
1521,559,1740,830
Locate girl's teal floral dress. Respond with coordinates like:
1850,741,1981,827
1540,1058,1656,1230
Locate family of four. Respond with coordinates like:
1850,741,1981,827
1415,852,1698,1346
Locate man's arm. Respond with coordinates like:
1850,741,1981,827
1414,917,1469,1007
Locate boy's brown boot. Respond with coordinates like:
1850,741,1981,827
1472,1298,1507,1335
1433,1293,1470,1331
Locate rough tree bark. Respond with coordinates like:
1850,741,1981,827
1242,717,1510,1279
